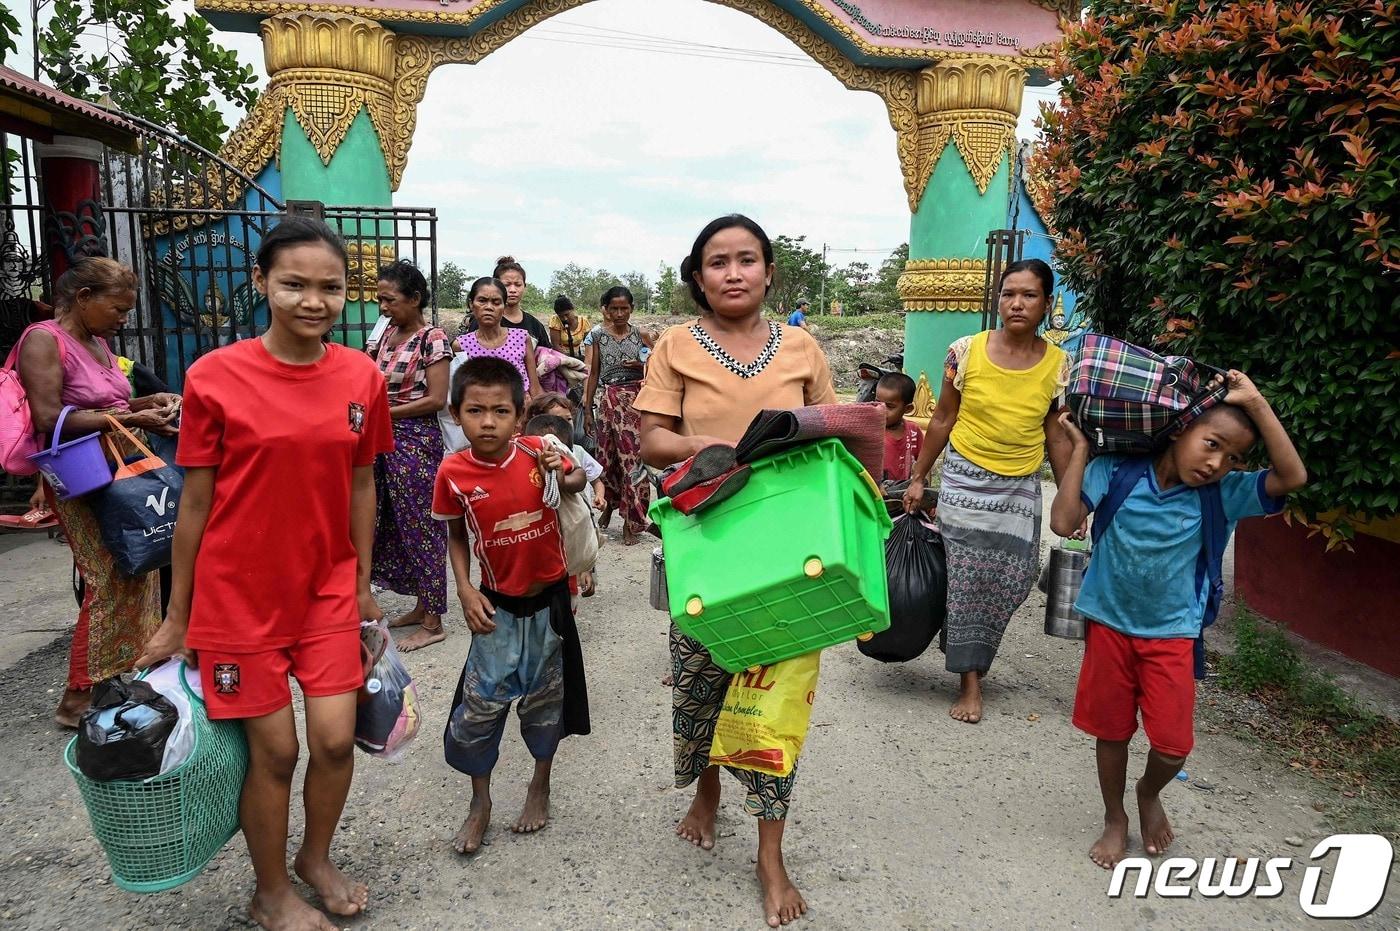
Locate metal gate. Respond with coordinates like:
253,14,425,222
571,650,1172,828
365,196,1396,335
2,114,438,391
981,228,1027,331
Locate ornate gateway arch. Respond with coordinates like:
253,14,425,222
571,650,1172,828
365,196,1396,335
197,0,1073,383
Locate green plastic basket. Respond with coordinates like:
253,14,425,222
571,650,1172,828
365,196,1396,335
64,664,248,893
650,438,893,672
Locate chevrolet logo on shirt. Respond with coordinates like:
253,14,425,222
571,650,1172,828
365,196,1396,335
493,510,544,533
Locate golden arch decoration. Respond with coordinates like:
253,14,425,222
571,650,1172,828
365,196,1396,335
208,0,1054,210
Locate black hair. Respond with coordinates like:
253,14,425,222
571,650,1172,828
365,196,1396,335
378,258,430,310
256,215,348,275
877,371,917,405
1195,403,1261,443
554,294,574,315
468,276,506,305
449,356,525,413
493,255,526,283
679,214,774,313
600,285,634,308
999,258,1055,300
524,413,573,447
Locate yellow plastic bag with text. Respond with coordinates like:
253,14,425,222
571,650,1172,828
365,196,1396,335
709,651,820,778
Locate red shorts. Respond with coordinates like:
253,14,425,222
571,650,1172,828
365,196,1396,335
1072,621,1196,758
197,628,362,720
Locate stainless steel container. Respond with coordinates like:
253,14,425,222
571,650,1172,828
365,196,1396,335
649,546,668,611
1044,543,1090,640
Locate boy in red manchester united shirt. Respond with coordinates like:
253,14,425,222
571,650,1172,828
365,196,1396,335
435,355,591,856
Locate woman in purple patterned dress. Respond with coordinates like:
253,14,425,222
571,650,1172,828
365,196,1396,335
370,260,453,651
455,276,542,401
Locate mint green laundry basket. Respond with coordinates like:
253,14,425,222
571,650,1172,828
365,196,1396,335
64,664,248,893
650,438,893,672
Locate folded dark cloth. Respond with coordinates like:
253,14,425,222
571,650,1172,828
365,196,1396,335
734,403,886,478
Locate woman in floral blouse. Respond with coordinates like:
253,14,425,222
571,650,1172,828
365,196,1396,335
369,260,452,650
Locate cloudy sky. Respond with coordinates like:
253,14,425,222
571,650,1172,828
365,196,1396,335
24,0,1059,287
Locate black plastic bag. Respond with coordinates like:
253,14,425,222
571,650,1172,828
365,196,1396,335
76,678,178,781
860,514,947,663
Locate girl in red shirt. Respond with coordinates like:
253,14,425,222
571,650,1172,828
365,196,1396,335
137,217,392,931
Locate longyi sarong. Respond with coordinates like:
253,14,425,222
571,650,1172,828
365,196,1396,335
936,446,1043,674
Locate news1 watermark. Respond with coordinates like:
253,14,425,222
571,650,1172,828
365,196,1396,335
1108,834,1394,918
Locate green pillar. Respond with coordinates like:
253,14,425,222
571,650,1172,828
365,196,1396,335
279,107,393,347
896,57,1026,404
263,11,400,347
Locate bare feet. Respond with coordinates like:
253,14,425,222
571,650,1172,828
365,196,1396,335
757,853,807,927
676,770,719,850
396,618,446,653
1089,812,1130,869
1137,781,1175,855
293,852,368,917
512,780,550,833
249,886,337,931
388,604,425,629
453,796,491,855
54,687,90,729
948,672,982,724
622,529,640,546
661,673,674,687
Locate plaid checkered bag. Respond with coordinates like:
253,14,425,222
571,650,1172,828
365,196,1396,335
1068,334,1226,454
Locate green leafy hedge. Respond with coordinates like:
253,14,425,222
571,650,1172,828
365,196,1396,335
1037,0,1400,535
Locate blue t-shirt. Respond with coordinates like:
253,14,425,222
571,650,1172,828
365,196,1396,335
787,309,807,327
1074,456,1284,639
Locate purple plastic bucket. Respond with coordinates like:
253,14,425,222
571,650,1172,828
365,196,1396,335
27,405,112,500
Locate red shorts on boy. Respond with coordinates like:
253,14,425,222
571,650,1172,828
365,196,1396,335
1072,621,1196,757
197,628,363,720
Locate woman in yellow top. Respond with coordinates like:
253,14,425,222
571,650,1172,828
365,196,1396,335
902,259,1075,724
548,294,590,361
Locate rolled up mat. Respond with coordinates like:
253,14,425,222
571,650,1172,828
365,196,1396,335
734,403,885,478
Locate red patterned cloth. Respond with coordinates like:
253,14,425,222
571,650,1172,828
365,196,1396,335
596,383,651,534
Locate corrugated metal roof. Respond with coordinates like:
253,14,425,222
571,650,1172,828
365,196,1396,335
0,66,140,151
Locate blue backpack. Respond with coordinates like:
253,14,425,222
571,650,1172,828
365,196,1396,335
1090,458,1226,680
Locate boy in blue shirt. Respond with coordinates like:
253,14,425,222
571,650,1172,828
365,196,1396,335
1051,370,1306,870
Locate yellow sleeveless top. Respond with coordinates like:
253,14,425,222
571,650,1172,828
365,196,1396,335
947,330,1068,477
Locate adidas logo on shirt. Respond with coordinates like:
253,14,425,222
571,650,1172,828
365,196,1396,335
469,486,489,502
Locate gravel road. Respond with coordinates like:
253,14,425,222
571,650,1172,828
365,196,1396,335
0,518,1395,929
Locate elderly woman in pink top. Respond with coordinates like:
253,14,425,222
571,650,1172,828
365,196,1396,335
15,257,179,727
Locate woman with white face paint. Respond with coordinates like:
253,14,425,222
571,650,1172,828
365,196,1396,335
136,217,392,931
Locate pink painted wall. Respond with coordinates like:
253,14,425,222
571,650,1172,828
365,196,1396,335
820,0,1063,54
210,0,1062,55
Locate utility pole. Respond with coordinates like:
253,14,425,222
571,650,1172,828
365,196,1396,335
820,242,828,315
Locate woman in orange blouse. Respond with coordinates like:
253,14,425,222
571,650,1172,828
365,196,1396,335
637,215,833,929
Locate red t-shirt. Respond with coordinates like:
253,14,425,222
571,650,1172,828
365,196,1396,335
883,420,925,483
431,436,572,596
178,339,393,651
